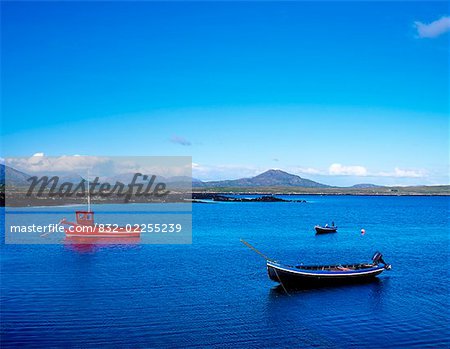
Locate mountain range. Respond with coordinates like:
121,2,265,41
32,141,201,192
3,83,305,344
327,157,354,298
1,164,379,188
2,164,449,197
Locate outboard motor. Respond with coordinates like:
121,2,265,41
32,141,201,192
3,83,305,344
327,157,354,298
372,252,391,270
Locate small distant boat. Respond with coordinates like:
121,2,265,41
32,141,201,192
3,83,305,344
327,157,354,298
267,252,391,287
315,225,337,234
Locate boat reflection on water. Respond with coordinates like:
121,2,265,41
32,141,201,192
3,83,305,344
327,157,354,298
269,276,384,295
63,236,141,253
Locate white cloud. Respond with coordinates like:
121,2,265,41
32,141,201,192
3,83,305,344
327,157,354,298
6,155,191,178
378,167,425,178
414,16,450,38
327,164,425,178
6,155,110,174
328,163,368,176
297,167,323,175
393,167,424,178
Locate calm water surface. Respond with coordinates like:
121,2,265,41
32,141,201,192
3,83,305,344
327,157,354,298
1,196,449,348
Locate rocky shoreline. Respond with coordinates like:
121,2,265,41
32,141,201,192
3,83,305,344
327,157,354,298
191,193,306,203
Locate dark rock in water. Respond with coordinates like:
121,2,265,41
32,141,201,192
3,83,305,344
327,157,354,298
191,193,306,203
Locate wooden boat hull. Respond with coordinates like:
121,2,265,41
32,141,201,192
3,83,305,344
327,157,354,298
267,261,385,287
315,226,337,234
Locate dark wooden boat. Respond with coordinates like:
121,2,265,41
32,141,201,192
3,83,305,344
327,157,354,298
315,225,337,234
267,252,391,287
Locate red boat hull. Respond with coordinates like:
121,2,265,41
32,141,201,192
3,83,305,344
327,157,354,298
64,227,140,238
64,237,141,247
61,211,141,239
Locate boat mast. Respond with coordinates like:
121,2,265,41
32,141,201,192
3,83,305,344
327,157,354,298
87,170,91,212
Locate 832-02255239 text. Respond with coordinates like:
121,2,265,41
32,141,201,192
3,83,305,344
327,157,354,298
9,223,184,234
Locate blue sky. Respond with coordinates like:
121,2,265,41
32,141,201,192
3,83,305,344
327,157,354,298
1,2,449,186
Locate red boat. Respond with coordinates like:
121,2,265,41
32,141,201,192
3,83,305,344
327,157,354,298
60,211,141,239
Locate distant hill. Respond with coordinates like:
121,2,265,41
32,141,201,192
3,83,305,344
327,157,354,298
350,183,382,188
0,164,31,186
0,164,87,187
191,178,206,187
197,169,329,188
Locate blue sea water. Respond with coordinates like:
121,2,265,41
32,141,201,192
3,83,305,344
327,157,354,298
1,196,449,348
